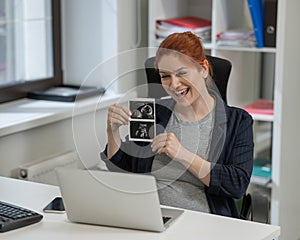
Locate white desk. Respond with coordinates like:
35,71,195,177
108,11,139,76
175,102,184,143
0,176,280,240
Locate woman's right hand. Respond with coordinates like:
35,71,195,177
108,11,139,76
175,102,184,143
107,104,131,133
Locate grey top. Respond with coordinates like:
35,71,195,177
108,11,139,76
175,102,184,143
151,108,215,212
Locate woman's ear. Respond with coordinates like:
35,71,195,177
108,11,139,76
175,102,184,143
201,59,209,78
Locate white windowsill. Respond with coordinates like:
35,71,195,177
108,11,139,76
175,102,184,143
0,91,123,138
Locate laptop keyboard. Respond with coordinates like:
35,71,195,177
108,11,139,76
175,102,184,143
0,201,43,233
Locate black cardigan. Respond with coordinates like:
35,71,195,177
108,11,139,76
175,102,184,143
101,92,253,218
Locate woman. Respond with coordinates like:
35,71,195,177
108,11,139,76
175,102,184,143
101,31,253,218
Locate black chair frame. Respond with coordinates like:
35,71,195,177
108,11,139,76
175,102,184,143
144,55,232,104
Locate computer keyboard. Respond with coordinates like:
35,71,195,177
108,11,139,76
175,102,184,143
0,201,43,233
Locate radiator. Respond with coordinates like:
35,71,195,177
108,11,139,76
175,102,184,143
18,151,80,186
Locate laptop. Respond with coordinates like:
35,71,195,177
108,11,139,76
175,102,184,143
56,169,184,232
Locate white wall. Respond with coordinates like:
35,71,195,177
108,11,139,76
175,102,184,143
61,0,149,94
61,0,118,87
0,108,109,178
0,0,149,178
117,0,149,95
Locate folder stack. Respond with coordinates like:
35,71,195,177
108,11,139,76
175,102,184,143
251,158,272,186
243,99,274,116
216,28,256,47
155,16,212,43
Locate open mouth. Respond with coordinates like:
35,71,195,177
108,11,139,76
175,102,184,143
174,88,189,97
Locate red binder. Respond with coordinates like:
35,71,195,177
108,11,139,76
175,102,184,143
157,16,211,30
243,99,274,115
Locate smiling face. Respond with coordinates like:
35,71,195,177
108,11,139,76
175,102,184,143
157,53,209,108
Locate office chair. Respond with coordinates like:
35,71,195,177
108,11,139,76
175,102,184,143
144,55,232,104
239,189,270,223
144,55,255,221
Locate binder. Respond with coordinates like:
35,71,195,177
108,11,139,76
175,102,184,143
247,0,264,48
251,158,272,186
243,99,274,116
156,16,211,30
155,16,212,42
264,0,277,47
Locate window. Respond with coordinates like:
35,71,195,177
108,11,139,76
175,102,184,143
0,0,62,103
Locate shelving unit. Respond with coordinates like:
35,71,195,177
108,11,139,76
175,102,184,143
148,1,300,237
148,0,276,107
148,0,276,223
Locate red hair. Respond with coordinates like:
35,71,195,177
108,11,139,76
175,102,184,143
155,31,212,75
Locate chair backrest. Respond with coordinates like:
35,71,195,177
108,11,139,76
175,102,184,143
144,55,232,103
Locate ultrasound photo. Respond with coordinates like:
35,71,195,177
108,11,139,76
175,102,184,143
129,98,156,142
129,99,155,120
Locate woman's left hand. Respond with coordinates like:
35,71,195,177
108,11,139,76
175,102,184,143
151,133,187,161
152,132,211,185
